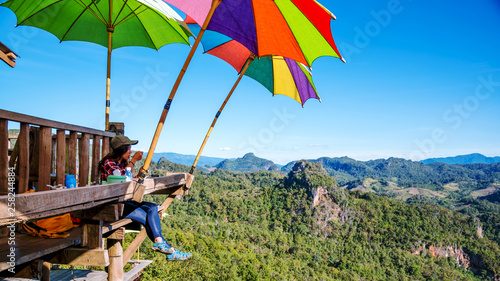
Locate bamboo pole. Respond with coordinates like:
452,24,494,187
189,55,255,174
105,0,113,131
138,0,222,184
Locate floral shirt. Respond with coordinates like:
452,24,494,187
101,159,126,182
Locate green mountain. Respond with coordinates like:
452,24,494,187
422,153,500,165
215,152,280,172
281,156,500,186
145,152,228,167
133,160,499,280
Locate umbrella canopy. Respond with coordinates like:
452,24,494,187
188,17,319,106
186,16,323,173
165,0,345,67
1,0,192,129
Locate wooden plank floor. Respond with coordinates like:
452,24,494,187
50,269,108,281
0,228,81,272
0,269,108,281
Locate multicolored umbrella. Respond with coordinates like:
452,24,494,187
165,0,345,66
186,16,321,173
1,0,192,130
138,0,344,182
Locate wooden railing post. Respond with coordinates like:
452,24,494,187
79,133,90,187
0,119,7,195
102,137,110,158
38,126,52,191
18,123,29,193
91,135,101,184
56,129,66,185
68,131,77,177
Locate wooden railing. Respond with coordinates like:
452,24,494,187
0,109,115,194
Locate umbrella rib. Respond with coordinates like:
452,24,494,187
60,0,105,42
114,4,145,27
116,3,157,49
75,0,107,25
121,2,188,50
112,0,130,27
15,0,64,26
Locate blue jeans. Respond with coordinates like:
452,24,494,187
123,201,171,248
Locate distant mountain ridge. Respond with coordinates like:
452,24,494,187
421,153,500,164
145,152,500,181
215,153,280,172
145,152,227,167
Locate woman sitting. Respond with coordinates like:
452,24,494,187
98,135,191,261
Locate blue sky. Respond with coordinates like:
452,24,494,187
1,0,499,165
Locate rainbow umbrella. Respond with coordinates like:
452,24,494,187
138,0,344,182
186,16,321,173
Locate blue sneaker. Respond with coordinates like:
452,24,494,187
165,248,192,261
151,242,175,254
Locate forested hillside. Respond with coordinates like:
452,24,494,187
127,159,500,280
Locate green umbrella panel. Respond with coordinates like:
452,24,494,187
1,0,192,129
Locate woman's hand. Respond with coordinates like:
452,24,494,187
131,151,143,163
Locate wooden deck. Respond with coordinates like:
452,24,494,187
0,173,192,280
1,110,194,280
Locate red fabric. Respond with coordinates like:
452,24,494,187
207,40,252,72
101,159,125,182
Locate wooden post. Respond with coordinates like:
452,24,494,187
0,119,7,195
82,220,104,249
68,131,77,176
91,135,101,184
56,130,66,185
102,137,110,158
38,126,52,191
41,261,51,281
108,238,124,281
79,133,90,187
18,123,29,193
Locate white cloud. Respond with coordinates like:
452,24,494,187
218,147,231,151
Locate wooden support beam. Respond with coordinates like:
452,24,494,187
56,129,66,186
102,219,133,236
18,123,29,193
82,220,104,249
122,228,147,265
79,133,90,187
38,126,52,191
104,227,125,240
49,248,110,267
108,239,124,281
0,119,8,195
91,135,101,184
0,50,16,68
73,203,123,221
68,131,77,176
